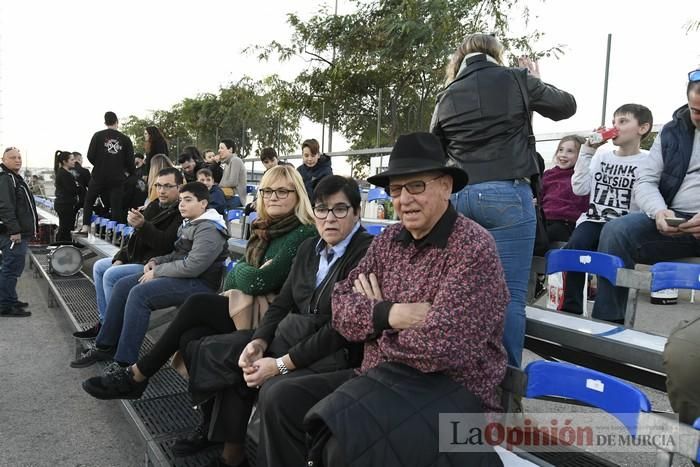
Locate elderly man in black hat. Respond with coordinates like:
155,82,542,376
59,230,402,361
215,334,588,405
253,132,509,467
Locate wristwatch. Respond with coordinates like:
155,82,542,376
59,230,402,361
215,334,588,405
276,358,289,375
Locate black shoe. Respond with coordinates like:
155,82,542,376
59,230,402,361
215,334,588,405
171,424,222,457
12,300,29,308
0,306,31,318
73,322,101,339
82,365,148,400
70,345,115,368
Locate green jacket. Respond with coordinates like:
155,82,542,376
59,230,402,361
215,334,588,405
224,223,317,295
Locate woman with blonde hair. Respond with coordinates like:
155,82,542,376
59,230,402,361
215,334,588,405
431,32,577,368
146,154,174,202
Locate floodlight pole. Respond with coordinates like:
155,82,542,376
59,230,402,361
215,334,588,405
601,34,612,126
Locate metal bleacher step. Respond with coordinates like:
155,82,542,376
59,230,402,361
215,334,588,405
29,246,215,467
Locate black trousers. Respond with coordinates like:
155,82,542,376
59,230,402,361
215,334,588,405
55,202,77,242
137,293,235,378
545,219,576,243
201,330,257,443
562,221,604,315
257,369,356,467
82,180,126,225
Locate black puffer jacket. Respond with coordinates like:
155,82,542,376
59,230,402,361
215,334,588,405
432,54,576,185
304,362,502,467
0,164,37,236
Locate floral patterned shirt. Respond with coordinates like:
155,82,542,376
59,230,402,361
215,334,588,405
332,205,509,412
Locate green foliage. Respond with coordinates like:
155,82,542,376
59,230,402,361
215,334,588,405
251,0,562,176
640,131,657,151
122,76,301,159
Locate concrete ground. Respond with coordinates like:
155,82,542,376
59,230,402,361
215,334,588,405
0,257,143,467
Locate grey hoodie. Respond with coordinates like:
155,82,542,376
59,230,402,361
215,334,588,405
151,209,229,290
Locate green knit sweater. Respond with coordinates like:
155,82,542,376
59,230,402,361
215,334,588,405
224,223,317,295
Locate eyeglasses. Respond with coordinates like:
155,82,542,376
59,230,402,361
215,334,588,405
154,183,178,190
313,204,352,219
385,175,444,198
689,69,700,82
260,188,295,199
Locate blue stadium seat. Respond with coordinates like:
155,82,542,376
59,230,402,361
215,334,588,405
246,212,258,224
247,184,257,194
545,249,624,286
650,262,700,292
525,361,651,436
367,187,389,202
225,258,238,272
227,209,244,222
365,225,385,236
695,417,700,463
122,226,135,238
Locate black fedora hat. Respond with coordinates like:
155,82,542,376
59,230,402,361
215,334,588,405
367,132,468,193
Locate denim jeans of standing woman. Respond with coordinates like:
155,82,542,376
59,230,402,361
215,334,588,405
451,179,536,368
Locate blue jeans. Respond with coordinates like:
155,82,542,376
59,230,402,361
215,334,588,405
451,180,536,367
0,235,29,307
592,213,700,321
93,257,144,322
562,222,604,315
95,273,214,364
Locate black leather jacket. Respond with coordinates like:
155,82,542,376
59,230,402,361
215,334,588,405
432,54,577,185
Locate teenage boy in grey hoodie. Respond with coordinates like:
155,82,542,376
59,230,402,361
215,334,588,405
72,182,229,369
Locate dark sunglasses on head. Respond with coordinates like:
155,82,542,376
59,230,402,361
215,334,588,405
689,69,700,82
3,147,18,154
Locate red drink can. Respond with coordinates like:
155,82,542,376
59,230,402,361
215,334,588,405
588,127,619,144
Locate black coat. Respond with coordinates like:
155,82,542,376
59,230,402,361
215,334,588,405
0,164,38,236
432,54,576,185
252,228,373,369
305,362,503,467
54,168,80,206
112,201,181,264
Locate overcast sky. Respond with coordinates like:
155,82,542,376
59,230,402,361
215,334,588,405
0,0,698,172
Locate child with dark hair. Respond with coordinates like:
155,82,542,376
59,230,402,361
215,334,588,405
297,138,333,198
74,180,228,370
197,168,226,215
562,103,654,317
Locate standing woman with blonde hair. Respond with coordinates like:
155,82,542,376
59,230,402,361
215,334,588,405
431,33,577,368
146,154,174,203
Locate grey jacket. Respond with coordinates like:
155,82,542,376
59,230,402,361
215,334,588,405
152,209,229,290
